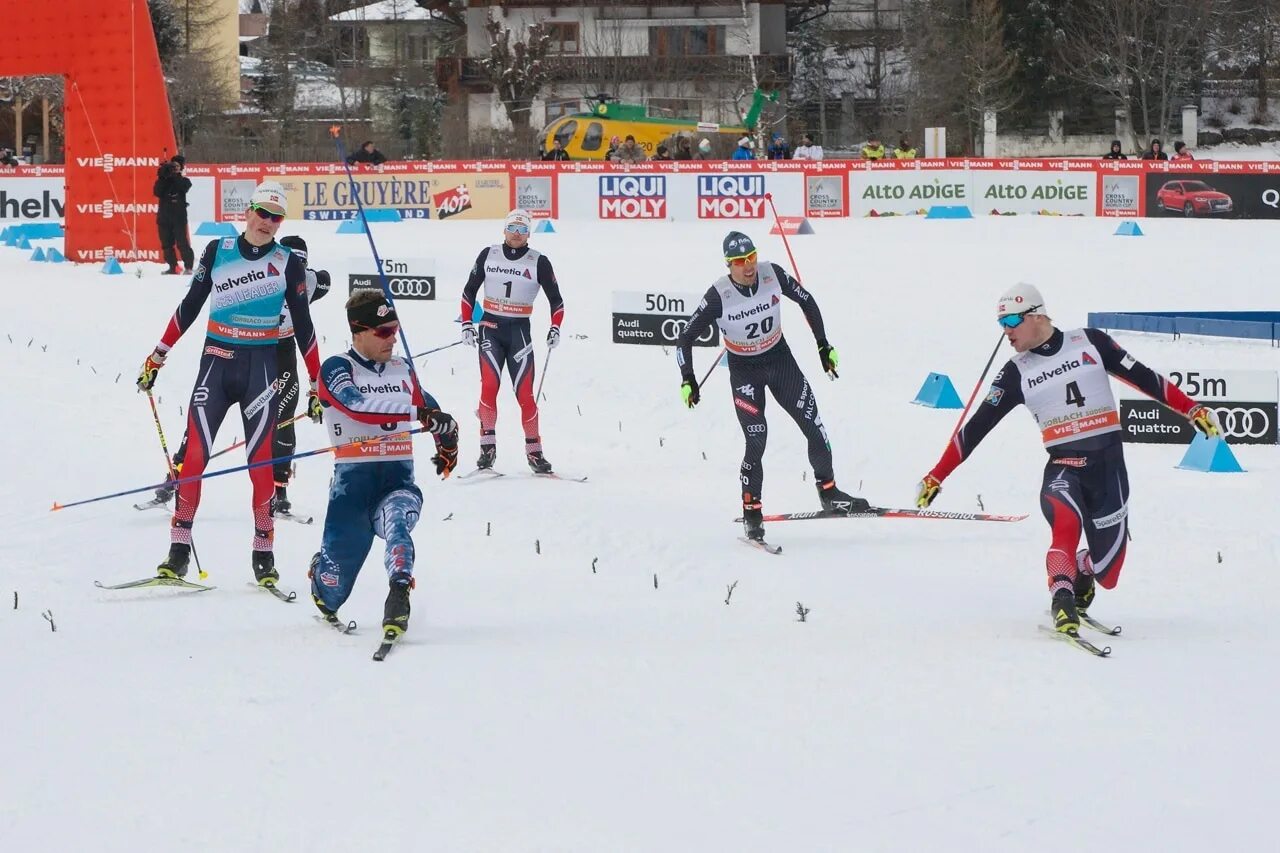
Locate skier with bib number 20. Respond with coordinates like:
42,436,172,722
675,231,869,544
913,283,1222,635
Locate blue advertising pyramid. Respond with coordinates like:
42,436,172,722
195,221,237,236
46,248,66,263
337,219,367,234
29,247,46,262
926,205,973,219
1114,221,1144,237
1176,434,1244,473
101,258,124,275
535,220,556,233
911,372,964,408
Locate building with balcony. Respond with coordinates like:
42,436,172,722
441,1,791,137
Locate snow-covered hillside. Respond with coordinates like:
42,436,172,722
1,215,1276,851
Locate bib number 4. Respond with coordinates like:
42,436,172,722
1065,381,1086,408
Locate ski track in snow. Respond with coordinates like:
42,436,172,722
1,216,1276,851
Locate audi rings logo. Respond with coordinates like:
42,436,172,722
1210,406,1272,439
348,274,435,300
660,318,716,344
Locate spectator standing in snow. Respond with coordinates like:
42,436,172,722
346,140,387,166
793,134,824,161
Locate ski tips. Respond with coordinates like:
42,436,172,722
50,502,63,512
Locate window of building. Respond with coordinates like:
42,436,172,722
545,98,581,122
582,122,604,152
648,26,724,57
647,98,700,119
404,34,432,62
546,22,580,54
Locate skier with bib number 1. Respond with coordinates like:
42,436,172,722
675,231,869,548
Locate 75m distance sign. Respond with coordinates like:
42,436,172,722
611,291,719,347
346,256,435,300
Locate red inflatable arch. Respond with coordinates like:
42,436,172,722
4,0,175,262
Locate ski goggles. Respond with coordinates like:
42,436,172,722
250,204,285,223
505,223,530,235
998,306,1042,329
726,250,758,266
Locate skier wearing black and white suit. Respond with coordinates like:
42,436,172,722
675,231,870,543
272,235,332,511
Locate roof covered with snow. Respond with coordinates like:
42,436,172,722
330,0,441,23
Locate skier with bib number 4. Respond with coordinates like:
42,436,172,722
675,231,869,545
459,209,565,474
913,283,1222,637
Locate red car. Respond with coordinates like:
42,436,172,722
1155,180,1234,217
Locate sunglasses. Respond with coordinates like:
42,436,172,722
998,306,1041,329
369,323,400,339
727,250,758,266
506,223,530,235
250,205,285,223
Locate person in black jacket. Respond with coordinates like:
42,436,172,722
345,140,387,166
1102,140,1127,160
1140,139,1168,161
542,138,571,161
153,155,193,275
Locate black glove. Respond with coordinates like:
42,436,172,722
417,406,457,436
313,269,331,300
680,376,700,409
431,431,459,479
818,341,839,379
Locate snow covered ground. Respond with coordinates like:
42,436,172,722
1,215,1277,851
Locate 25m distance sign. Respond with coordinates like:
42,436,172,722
1118,368,1278,444
611,291,719,347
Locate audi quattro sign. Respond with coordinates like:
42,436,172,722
1119,368,1278,444
347,256,435,300
611,291,719,347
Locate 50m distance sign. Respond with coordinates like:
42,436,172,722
611,291,719,347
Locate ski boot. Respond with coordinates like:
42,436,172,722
476,445,497,470
252,550,280,587
1074,549,1096,612
382,578,413,636
154,462,182,504
271,484,291,516
817,480,871,514
742,502,765,542
527,451,554,474
157,542,191,579
307,553,338,618
1051,588,1081,634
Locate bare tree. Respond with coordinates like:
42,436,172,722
481,10,553,137
1056,0,1217,145
961,0,1021,149
1213,0,1280,121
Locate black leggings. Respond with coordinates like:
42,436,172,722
727,342,833,503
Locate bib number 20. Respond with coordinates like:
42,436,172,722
745,316,774,339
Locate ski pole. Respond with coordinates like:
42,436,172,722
330,126,428,398
145,390,207,579
696,349,725,390
411,340,464,361
53,427,430,513
946,333,1005,442
208,413,309,462
536,347,552,402
763,191,834,381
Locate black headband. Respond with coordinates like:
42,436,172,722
348,295,398,333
